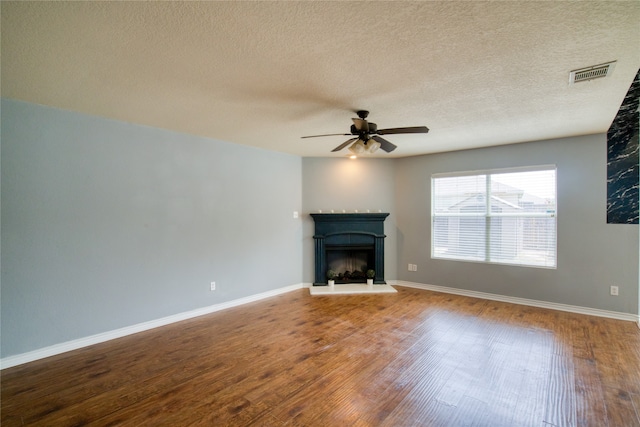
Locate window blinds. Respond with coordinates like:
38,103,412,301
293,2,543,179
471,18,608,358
432,167,557,268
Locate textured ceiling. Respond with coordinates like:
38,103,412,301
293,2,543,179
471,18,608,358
2,1,639,158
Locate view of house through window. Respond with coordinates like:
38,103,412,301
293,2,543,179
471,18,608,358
432,166,557,268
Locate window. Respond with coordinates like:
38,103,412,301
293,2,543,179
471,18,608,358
432,166,557,268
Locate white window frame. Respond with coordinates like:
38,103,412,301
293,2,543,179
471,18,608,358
431,165,557,269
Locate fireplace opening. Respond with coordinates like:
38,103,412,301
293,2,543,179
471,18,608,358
326,246,374,283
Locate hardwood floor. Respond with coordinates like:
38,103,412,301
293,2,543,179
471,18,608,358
2,286,639,426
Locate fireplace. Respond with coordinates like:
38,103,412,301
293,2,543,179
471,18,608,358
311,213,389,285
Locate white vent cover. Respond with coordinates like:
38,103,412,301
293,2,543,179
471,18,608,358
569,61,616,84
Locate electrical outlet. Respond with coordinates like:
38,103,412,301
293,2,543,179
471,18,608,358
610,285,618,296
408,263,412,271
210,281,216,291
293,211,299,219
413,264,418,272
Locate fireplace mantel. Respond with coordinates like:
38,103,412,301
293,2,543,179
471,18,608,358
311,213,389,285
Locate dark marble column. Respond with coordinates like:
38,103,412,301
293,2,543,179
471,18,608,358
607,69,639,224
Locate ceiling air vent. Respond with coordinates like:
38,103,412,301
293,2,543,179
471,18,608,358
569,61,616,84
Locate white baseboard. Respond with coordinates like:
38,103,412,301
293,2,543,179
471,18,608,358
1,283,307,370
391,280,640,323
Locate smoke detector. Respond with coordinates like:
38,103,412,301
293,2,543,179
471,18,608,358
569,61,616,84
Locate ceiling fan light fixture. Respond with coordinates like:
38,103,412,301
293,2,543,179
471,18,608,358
349,140,366,154
366,139,381,153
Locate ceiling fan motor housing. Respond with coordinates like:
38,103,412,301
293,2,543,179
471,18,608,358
350,122,377,136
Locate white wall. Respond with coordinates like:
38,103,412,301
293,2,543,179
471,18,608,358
1,99,303,358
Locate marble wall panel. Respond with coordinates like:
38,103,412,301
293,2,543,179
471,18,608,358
607,69,639,224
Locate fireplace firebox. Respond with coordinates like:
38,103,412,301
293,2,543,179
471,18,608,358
311,213,389,285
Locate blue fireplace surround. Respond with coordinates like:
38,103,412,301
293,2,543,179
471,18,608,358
311,213,389,286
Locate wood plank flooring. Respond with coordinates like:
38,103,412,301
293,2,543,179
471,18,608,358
2,286,639,426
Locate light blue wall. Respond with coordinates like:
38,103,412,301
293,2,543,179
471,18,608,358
395,134,639,314
1,99,303,358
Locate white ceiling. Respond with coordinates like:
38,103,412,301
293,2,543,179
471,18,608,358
2,1,639,158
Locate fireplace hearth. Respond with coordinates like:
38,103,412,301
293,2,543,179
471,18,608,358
311,213,389,286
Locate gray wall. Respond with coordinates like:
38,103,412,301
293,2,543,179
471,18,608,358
395,134,639,314
301,158,397,283
3,99,638,360
1,99,303,358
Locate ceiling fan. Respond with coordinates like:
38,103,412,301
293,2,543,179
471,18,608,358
301,110,429,154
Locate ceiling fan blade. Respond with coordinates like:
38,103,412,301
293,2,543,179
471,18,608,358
372,136,397,153
352,118,369,132
331,137,357,152
301,133,351,139
377,126,429,135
